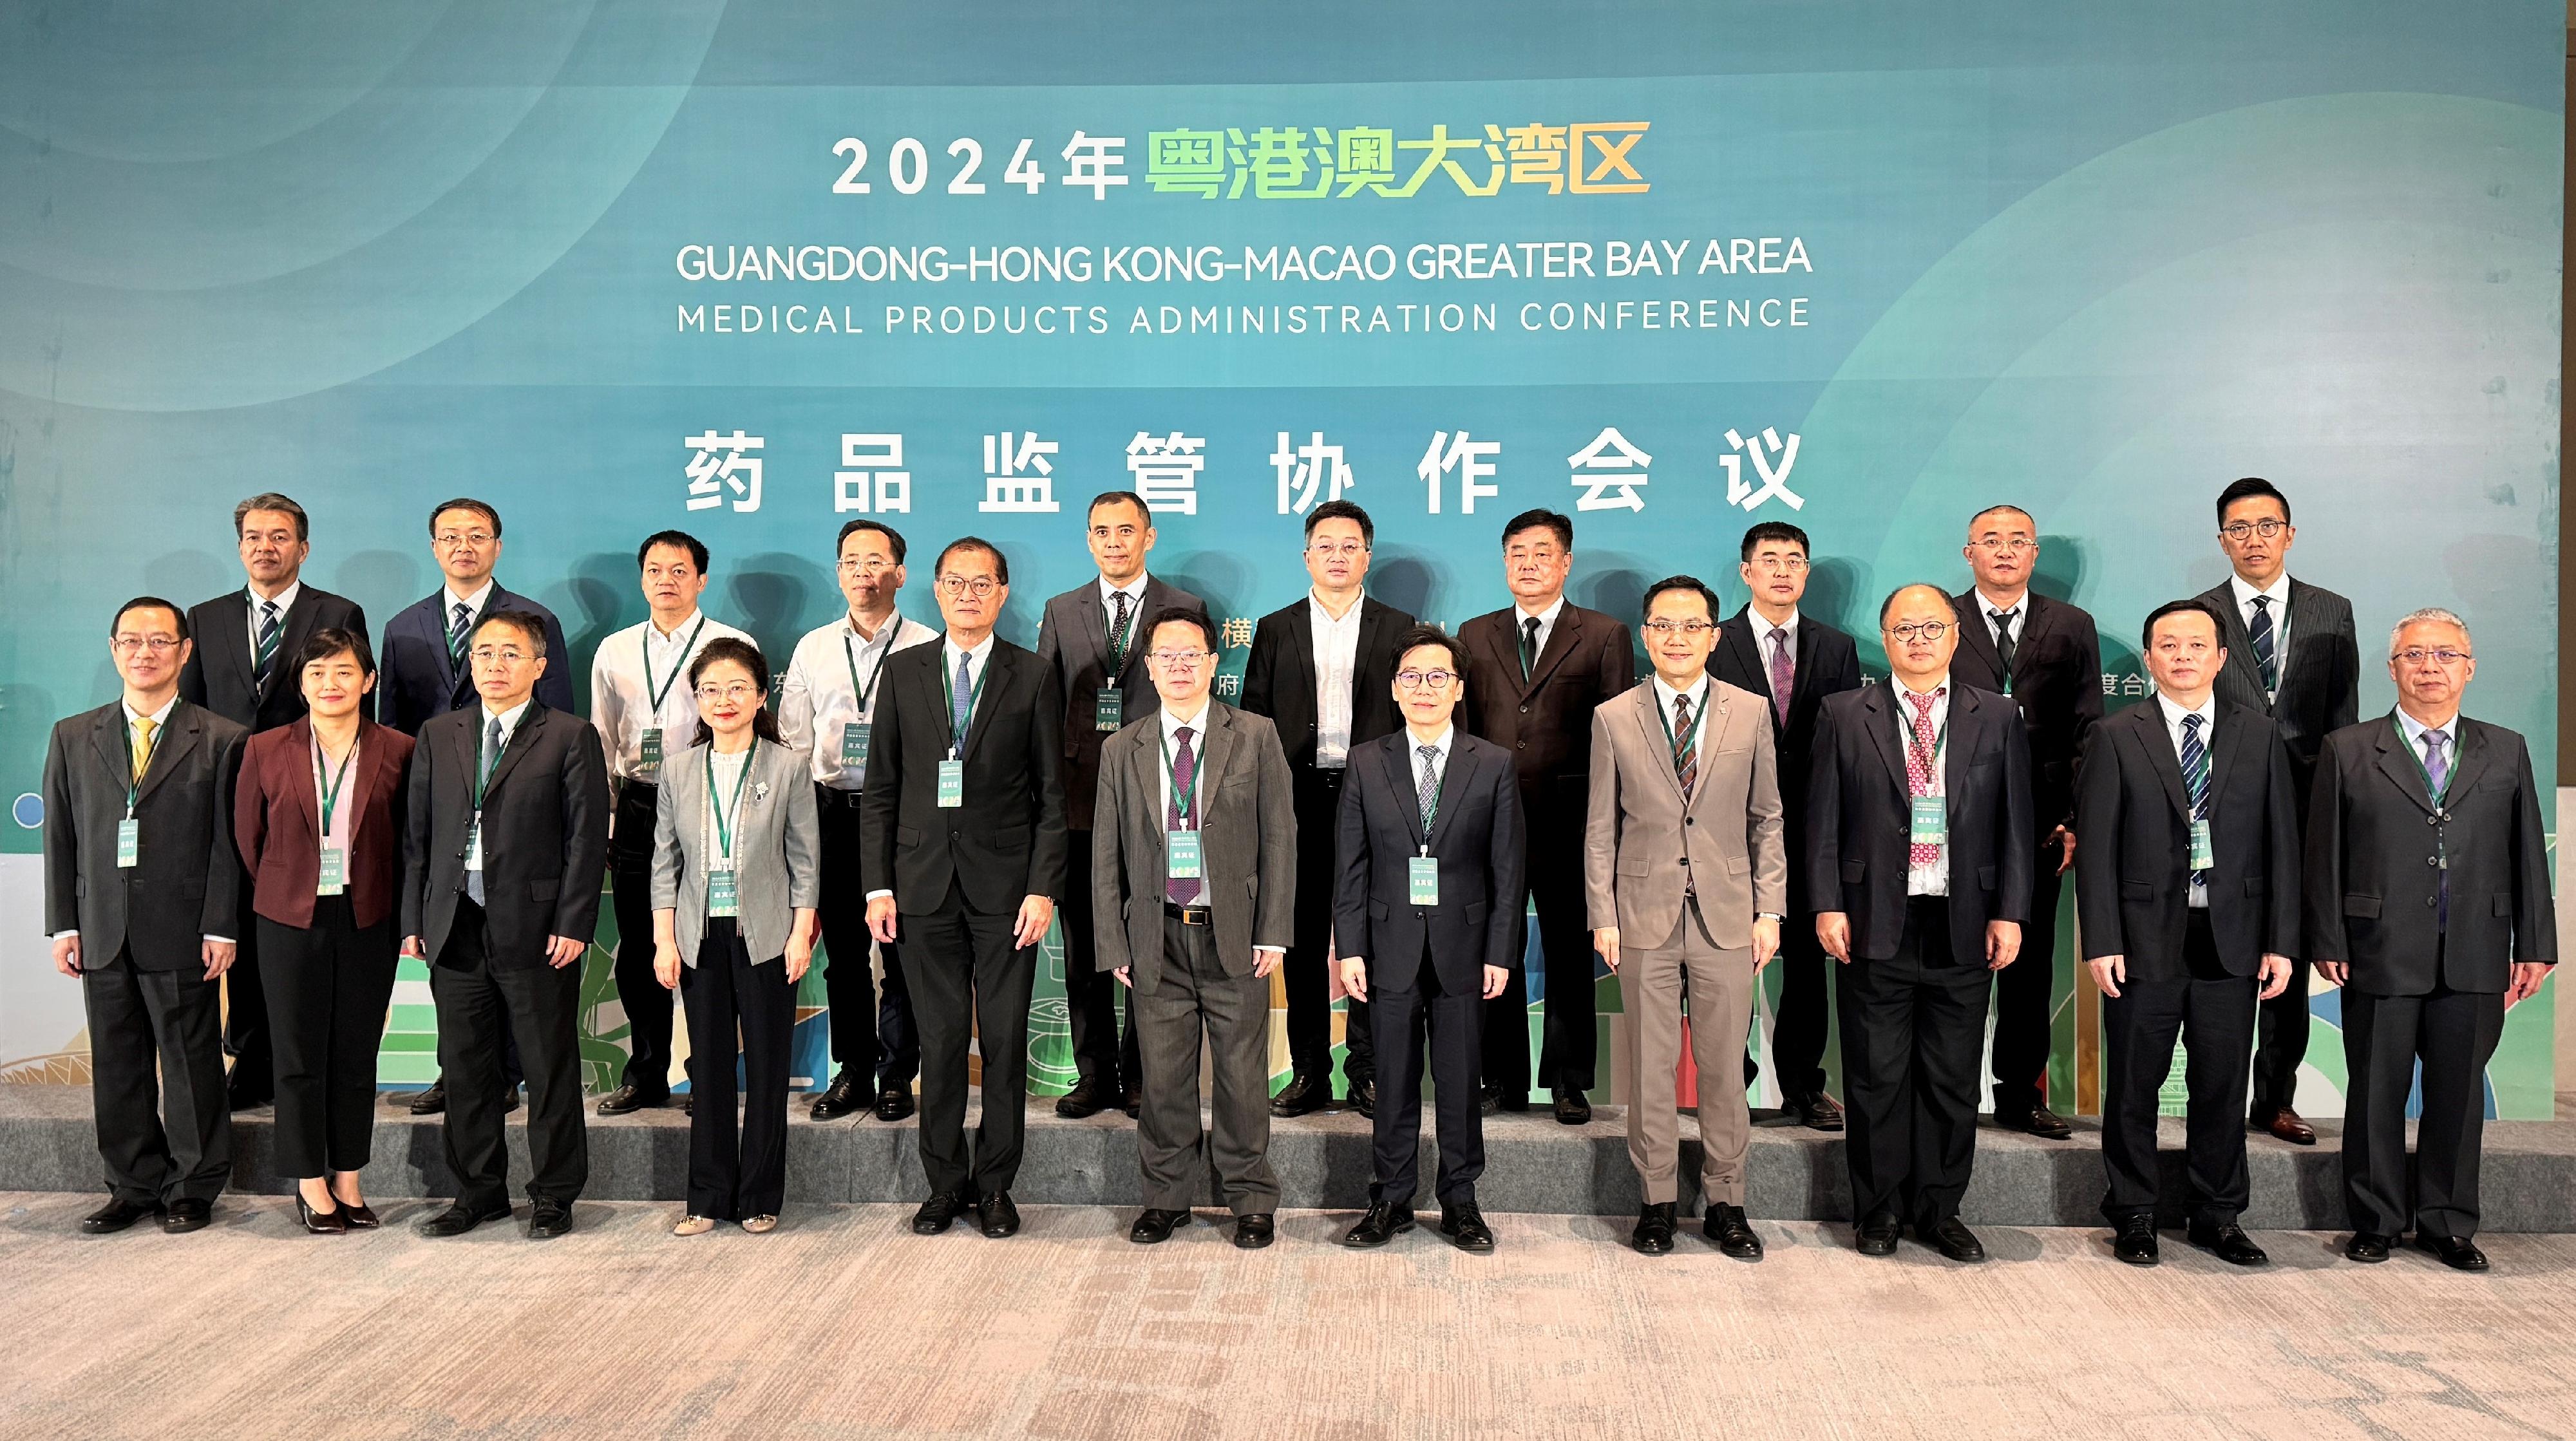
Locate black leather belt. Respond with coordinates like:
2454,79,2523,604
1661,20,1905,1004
1163,901,1213,927
815,785,867,809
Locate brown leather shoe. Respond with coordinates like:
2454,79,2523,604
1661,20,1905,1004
2257,1109,2316,1145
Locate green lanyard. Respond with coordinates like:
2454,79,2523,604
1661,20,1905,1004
315,733,359,833
706,739,757,860
2401,715,2453,805
1159,725,1200,828
121,712,162,815
944,652,993,760
842,614,898,718
1651,683,1708,780
641,616,708,720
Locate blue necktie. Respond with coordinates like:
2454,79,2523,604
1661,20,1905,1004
253,598,283,688
449,601,473,668
950,651,975,753
2179,713,2210,889
467,715,502,905
2248,596,2278,695
2423,728,2450,930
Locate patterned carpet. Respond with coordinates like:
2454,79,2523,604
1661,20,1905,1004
3,1192,2570,1440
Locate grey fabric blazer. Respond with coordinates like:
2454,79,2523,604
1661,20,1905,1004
651,737,821,965
1090,701,1297,991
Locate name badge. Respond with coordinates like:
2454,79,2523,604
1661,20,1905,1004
639,726,663,769
116,816,139,869
937,758,963,807
708,869,739,918
464,819,485,871
1909,795,1946,845
841,722,871,769
1095,688,1124,731
1408,854,1439,906
1167,830,1203,879
2188,818,2213,871
318,847,346,895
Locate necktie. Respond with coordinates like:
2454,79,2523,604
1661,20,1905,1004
449,601,473,667
2423,728,2450,930
1416,744,1440,831
1905,690,1940,867
254,599,283,688
1767,626,1795,724
1519,616,1540,681
469,715,502,905
1108,590,1133,668
1166,725,1199,905
1671,694,1698,800
2249,596,2278,695
2180,713,2210,889
950,650,975,749
1992,607,2019,676
129,716,157,786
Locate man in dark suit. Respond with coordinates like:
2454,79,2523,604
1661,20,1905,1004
379,496,573,1116
2306,608,2554,1271
1710,520,1862,1130
1457,509,1634,1123
1035,491,1205,1120
1809,583,2033,1262
1335,625,1523,1254
1947,503,2099,1140
2194,476,2360,1147
2075,600,2299,1269
176,493,368,1113
864,538,1070,1241
43,598,248,1235
1239,499,1414,1118
399,609,610,1239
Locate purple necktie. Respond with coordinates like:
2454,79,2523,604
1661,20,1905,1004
1167,725,1200,905
1767,626,1794,724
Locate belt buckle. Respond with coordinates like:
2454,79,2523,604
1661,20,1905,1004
1178,904,1211,927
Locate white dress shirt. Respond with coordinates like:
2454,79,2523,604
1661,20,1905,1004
1651,672,1711,755
1511,594,1567,670
779,610,939,787
939,632,999,757
590,609,753,782
702,743,754,870
2154,691,2219,908
2228,572,2293,698
1308,590,1365,768
1892,677,1951,896
245,580,301,664
1976,589,2027,648
59,696,225,943
1404,723,1455,830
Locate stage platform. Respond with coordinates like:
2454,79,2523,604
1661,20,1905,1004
3,1085,2571,1230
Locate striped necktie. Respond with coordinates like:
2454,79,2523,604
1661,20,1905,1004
2179,713,2210,888
253,598,283,688
1671,693,1698,800
2249,596,2278,695
448,601,473,668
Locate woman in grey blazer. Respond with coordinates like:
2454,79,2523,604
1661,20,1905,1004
652,637,820,1234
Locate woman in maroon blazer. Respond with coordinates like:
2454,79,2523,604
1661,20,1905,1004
235,628,414,1234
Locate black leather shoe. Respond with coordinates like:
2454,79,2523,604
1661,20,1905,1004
1121,1090,1143,1120
808,1068,868,1121
2188,1221,2268,1267
1929,1216,1985,1262
1233,1213,1275,1250
1441,1203,1496,1253
1056,1080,1111,1119
1856,1211,1902,1256
1788,1093,1846,1132
1345,1080,1376,1119
417,1202,510,1238
596,1083,665,1116
339,1201,381,1230
527,1200,573,1239
1632,1202,1678,1255
1704,1204,1763,1260
875,1086,916,1122
2414,1232,2490,1272
1268,1073,1329,1118
226,1078,272,1113
912,1192,967,1235
406,1079,447,1115
677,1093,692,1118
977,1191,1021,1238
79,1198,162,1234
1489,1084,1528,1114
1551,1089,1592,1125
1998,1105,2074,1140
502,1087,521,1115
1129,1207,1188,1244
296,1192,348,1236
2345,1231,2393,1263
1342,1201,1416,1247
2113,1216,2159,1266
161,1199,212,1234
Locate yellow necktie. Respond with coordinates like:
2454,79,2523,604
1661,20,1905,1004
130,717,156,785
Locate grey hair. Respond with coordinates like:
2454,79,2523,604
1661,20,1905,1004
2388,607,2472,657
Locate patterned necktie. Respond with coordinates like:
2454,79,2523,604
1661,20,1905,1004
1519,616,1540,681
1767,627,1795,724
1905,689,1941,867
129,715,157,785
1671,693,1698,800
950,650,976,749
449,601,473,667
254,599,283,688
1992,608,2018,675
1416,744,1440,831
2423,728,2450,930
2249,596,2278,695
469,715,502,905
1108,590,1133,668
1166,725,1199,905
2180,713,2210,888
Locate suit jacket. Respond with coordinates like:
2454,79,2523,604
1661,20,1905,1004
1332,730,1526,994
1583,680,1788,950
1090,702,1297,990
2194,576,2360,807
1710,606,1862,905
2302,713,2556,995
1457,601,1634,856
401,702,611,966
179,585,370,732
1238,594,1414,769
1805,681,2035,964
379,584,577,737
234,717,414,931
651,737,821,965
1949,589,2101,838
860,637,1069,913
41,699,247,967
1036,576,1206,832
2072,700,2299,981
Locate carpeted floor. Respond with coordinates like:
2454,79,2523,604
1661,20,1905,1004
3,1192,2570,1440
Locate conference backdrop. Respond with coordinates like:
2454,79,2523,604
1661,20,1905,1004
0,1,2560,1119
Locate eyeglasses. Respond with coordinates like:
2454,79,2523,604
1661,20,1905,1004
1642,619,1714,637
469,646,532,665
1747,556,1808,574
937,575,999,598
1970,537,2034,554
2220,519,2289,542
1305,541,1367,560
111,636,181,655
1887,621,1950,642
1395,669,1457,690
2392,648,2472,666
434,530,496,549
1148,648,1212,666
837,557,895,574
694,682,760,703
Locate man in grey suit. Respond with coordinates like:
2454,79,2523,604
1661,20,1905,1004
1093,608,1298,1250
2306,608,2554,1271
1037,491,1209,1120
43,598,249,1234
2194,476,2359,1146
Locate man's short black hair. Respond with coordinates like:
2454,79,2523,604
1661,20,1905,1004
1877,584,1961,629
1303,498,1374,547
2141,598,2224,650
1739,521,1810,562
1499,508,1573,551
471,609,548,657
110,596,188,641
1642,575,1722,624
636,529,708,573
2216,476,2291,526
296,626,377,677
1393,623,1468,677
935,536,1009,585
835,519,908,565
1146,607,1219,654
427,497,502,539
1086,491,1153,526
234,493,310,543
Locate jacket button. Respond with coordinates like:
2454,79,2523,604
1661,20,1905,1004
1679,857,1689,867
2428,856,2440,867
1519,704,1528,714
1685,816,1695,826
2427,896,2438,907
1517,740,1527,749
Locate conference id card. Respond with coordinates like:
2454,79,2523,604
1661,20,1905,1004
464,820,484,871
708,869,739,918
1408,855,1439,906
2189,819,2213,871
1909,796,1946,845
1095,688,1123,731
115,817,138,869
937,759,963,807
841,722,870,769
317,847,346,896
1167,830,1202,880
639,727,663,769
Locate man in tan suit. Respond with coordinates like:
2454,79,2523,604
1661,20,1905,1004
1586,576,1786,1257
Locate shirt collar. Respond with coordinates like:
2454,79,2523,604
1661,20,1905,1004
1514,594,1567,629
444,579,497,614
649,608,705,643
1653,671,1710,709
123,695,180,728
1162,697,1213,737
944,632,997,668
2155,690,2217,730
846,608,901,646
2230,572,2291,608
480,698,532,733
1099,572,1150,607
249,580,301,615
1404,724,1455,760
1308,589,1363,624
1893,675,1949,704
1749,605,1800,641
2394,706,2460,748
1975,588,2028,620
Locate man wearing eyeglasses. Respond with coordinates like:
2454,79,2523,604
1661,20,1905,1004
779,521,941,1123
1240,499,1415,1119
1586,577,1786,1258
1809,585,2032,1261
1710,521,1862,1132
863,539,1068,1241
1036,492,1207,1122
1457,509,1634,1124
591,531,752,1118
2193,477,2360,1147
1093,610,1298,1250
2306,610,2552,1271
1949,504,2100,1141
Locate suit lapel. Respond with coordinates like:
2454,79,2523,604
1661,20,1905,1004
2372,717,2436,815
214,592,258,701
480,703,544,801
1860,684,1910,798
1072,585,1110,681
1951,591,2003,688
261,589,325,708
1940,688,1975,799
1195,704,1236,824
2141,706,2191,821
961,646,1009,766
1520,607,1582,697
135,704,202,805
2206,703,2244,812
1685,686,1740,818
2281,579,2331,693
1383,737,1428,849
1722,612,1774,709
90,708,132,794
2441,720,2490,802
1631,686,1689,807
285,717,323,841
357,721,402,846
1434,739,1484,852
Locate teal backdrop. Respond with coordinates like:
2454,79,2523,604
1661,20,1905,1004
0,1,2559,1117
